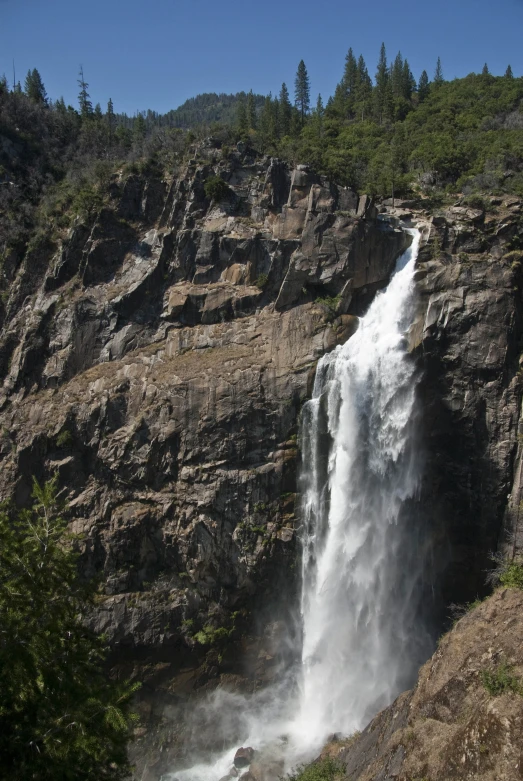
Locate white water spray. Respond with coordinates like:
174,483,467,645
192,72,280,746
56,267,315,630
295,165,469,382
169,228,432,780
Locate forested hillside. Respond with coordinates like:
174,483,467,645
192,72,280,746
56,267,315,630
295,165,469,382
1,47,522,292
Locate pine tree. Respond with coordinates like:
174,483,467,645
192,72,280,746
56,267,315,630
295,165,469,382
24,68,47,104
505,64,514,79
418,70,430,102
343,47,358,117
434,57,444,85
246,89,257,130
94,102,103,121
391,52,404,97
401,59,415,100
0,74,8,95
55,96,67,115
294,59,310,123
77,65,93,119
482,63,490,76
313,93,324,138
374,43,389,123
133,112,146,139
0,478,139,780
236,97,248,137
106,98,116,147
344,48,358,95
259,94,277,149
355,55,373,121
278,83,292,136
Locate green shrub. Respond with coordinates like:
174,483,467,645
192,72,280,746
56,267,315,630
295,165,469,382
481,661,523,697
462,194,487,211
56,429,73,448
255,273,269,289
315,295,341,321
193,625,231,646
72,186,103,219
286,757,344,781
204,175,231,202
499,561,523,589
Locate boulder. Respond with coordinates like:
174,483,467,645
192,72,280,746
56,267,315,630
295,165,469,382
234,747,255,768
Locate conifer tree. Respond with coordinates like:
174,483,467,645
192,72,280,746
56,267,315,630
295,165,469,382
259,94,277,149
418,70,430,102
391,52,404,97
236,97,248,137
278,82,292,136
401,59,415,100
294,59,310,123
94,102,103,121
246,89,257,130
374,43,389,123
434,56,444,85
77,65,93,119
133,112,146,139
0,478,139,780
482,63,490,76
313,93,324,138
343,48,358,96
505,64,514,79
106,98,116,147
289,105,302,137
24,68,47,104
355,55,373,121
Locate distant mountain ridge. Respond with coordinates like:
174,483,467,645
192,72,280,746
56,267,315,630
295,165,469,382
163,91,265,128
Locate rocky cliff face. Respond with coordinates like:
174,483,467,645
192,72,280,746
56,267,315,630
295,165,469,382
2,139,523,777
327,587,523,781
406,196,523,613
0,142,408,754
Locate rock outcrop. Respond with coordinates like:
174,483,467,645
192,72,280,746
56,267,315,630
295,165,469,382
330,587,523,781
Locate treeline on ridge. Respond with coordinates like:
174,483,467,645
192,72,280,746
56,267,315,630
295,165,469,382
1,46,522,276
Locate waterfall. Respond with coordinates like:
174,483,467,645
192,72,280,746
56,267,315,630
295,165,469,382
169,228,433,780
290,227,430,751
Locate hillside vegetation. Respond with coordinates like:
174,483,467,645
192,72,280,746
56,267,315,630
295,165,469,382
0,50,522,287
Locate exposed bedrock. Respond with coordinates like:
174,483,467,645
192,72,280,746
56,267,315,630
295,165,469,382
0,148,408,750
1,142,523,774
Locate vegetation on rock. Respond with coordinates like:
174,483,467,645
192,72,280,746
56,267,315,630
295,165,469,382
287,757,344,781
204,174,231,202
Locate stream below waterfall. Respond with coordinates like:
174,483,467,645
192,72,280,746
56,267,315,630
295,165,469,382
166,227,435,781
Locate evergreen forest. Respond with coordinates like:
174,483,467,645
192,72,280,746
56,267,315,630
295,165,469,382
1,47,522,270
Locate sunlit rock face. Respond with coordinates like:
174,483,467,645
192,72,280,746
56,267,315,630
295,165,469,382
0,143,408,740
2,137,523,779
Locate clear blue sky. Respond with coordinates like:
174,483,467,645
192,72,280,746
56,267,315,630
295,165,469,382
1,0,522,116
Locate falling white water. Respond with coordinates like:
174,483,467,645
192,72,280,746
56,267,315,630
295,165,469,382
168,228,432,781
291,228,428,752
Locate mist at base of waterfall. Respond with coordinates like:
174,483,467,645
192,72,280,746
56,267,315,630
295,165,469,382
166,228,435,781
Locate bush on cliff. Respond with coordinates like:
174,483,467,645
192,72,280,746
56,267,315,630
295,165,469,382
204,175,231,202
0,477,139,780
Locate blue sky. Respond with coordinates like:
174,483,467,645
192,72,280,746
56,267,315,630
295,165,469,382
0,0,522,116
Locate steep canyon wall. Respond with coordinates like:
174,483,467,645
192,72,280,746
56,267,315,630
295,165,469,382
0,141,522,773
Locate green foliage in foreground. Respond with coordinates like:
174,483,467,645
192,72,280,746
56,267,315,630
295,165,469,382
499,560,523,589
287,757,344,781
0,477,139,780
481,662,523,697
